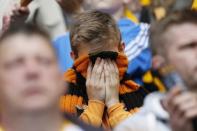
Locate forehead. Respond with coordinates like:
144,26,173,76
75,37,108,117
0,34,54,60
77,41,120,56
163,23,197,46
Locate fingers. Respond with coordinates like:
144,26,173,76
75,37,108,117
104,59,120,108
112,60,119,75
13,4,21,16
104,61,109,87
7,4,30,25
184,107,197,119
111,60,119,82
106,59,119,75
164,87,182,112
179,100,197,113
165,90,197,123
86,62,92,84
13,7,29,17
87,62,92,77
86,58,106,101
19,7,30,15
92,58,104,81
106,59,119,83
172,92,197,119
173,92,196,108
87,58,105,88
87,58,119,92
92,57,102,72
100,71,105,90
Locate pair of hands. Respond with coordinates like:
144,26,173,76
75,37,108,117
1,4,29,35
86,58,120,108
163,87,197,131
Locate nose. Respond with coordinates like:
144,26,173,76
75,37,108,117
25,59,40,80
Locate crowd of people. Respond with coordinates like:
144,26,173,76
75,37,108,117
0,0,197,131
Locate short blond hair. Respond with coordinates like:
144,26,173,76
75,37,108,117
70,11,121,55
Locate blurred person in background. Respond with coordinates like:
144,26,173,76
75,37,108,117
150,0,193,21
115,10,197,131
25,0,66,39
0,0,18,29
0,23,72,131
1,0,85,73
53,0,85,71
0,0,66,39
56,0,84,30
124,0,152,23
0,23,102,131
124,0,143,23
141,0,195,93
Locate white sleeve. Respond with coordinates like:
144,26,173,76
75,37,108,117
114,93,170,131
27,0,66,39
114,112,152,131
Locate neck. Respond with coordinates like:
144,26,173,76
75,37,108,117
1,107,63,131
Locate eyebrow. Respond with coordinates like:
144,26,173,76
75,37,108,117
178,42,197,50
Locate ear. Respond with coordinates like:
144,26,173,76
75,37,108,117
152,55,166,70
70,51,76,60
118,41,125,52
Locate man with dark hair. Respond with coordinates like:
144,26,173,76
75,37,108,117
61,10,148,129
115,10,197,131
0,24,101,131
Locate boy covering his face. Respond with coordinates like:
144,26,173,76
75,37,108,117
60,11,148,128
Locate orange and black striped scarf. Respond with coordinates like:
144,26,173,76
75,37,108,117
61,51,148,114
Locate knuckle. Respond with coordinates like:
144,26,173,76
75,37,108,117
87,82,93,88
96,86,102,90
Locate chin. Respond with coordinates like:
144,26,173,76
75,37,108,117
23,103,51,113
21,97,55,113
